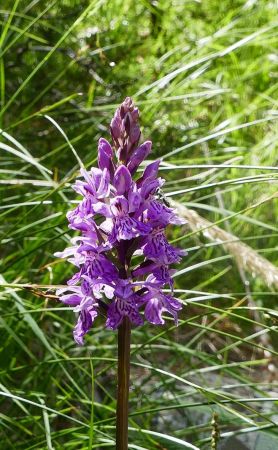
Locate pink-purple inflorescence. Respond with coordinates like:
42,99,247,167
55,98,186,345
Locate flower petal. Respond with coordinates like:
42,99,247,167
98,138,113,170
111,216,150,241
114,165,132,194
145,299,164,325
143,229,185,264
147,200,187,226
73,308,97,345
127,141,152,175
137,160,160,187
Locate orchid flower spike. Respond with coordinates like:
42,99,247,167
55,97,187,345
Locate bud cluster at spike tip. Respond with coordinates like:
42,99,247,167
55,97,187,345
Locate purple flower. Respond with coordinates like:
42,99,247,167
137,276,182,325
56,285,99,344
143,228,185,265
73,167,110,200
106,280,143,329
132,261,176,290
73,308,98,345
109,196,151,242
55,98,186,344
147,200,187,227
144,291,182,325
83,250,119,281
56,286,85,306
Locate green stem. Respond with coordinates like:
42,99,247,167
88,357,94,449
116,316,131,450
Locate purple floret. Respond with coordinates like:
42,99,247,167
55,97,186,344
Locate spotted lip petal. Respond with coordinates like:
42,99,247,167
133,260,175,288
143,228,185,265
114,216,150,242
109,195,151,242
85,253,119,281
73,308,98,345
143,289,182,325
147,200,187,227
106,298,143,329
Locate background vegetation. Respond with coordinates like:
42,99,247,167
0,0,277,449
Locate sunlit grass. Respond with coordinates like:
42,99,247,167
0,0,277,449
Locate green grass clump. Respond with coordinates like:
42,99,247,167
0,1,277,449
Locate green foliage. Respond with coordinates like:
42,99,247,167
0,0,277,448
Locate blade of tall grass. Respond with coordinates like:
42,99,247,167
0,0,106,119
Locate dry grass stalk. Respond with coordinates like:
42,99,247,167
171,200,278,290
